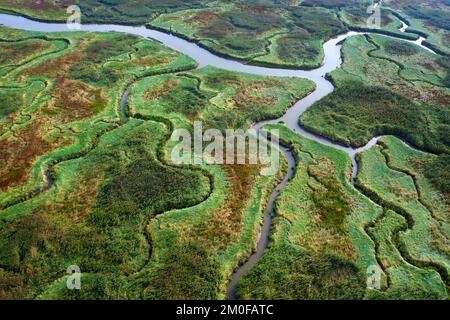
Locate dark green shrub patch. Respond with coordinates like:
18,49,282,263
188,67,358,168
424,154,450,196
143,241,222,300
403,5,450,31
237,243,366,300
383,39,420,56
69,34,138,86
290,6,346,38
302,82,449,153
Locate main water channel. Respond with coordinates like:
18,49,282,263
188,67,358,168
0,12,436,299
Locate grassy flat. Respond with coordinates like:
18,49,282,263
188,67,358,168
356,137,449,298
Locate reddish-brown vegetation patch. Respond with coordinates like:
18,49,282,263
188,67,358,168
20,49,82,78
0,0,71,11
135,55,174,68
0,40,52,66
239,4,274,15
419,60,439,72
143,78,179,100
50,77,107,120
233,81,281,107
443,33,450,47
19,36,95,79
192,164,259,251
187,10,221,26
0,122,53,191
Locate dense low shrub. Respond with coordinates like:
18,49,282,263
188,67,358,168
403,5,450,30
424,154,450,196
143,242,222,300
383,40,419,56
237,243,366,300
301,81,450,154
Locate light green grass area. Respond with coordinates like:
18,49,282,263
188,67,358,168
356,137,448,298
365,209,447,299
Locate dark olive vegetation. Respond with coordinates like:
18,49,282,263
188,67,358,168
383,39,419,56
80,0,213,24
304,0,398,33
276,30,319,63
0,39,55,66
302,82,449,153
69,34,138,86
97,148,209,216
0,89,25,119
437,57,450,87
307,159,353,235
142,241,222,300
289,6,345,37
226,9,284,32
340,4,397,29
162,83,212,118
302,0,363,9
237,243,366,300
424,154,450,197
